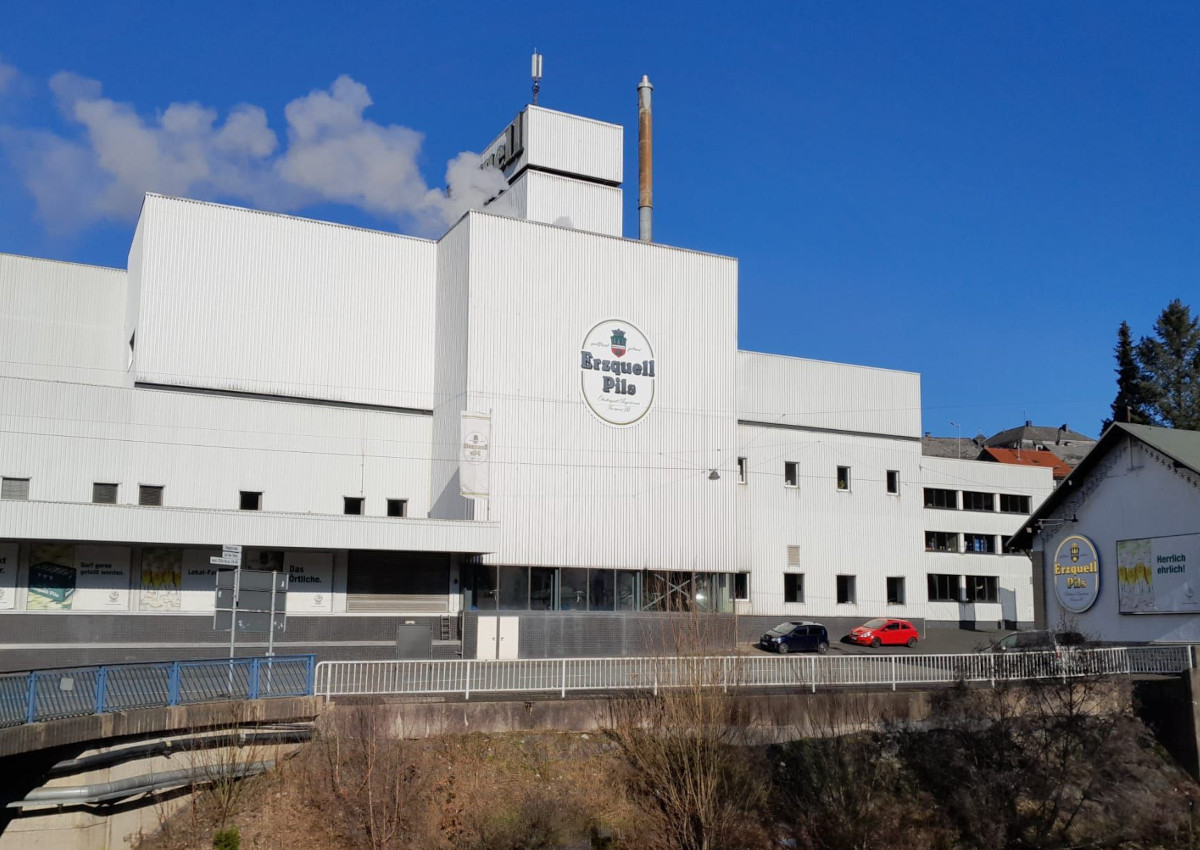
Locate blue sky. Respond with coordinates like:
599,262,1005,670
2,2,1198,439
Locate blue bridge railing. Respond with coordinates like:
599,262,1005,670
0,655,316,728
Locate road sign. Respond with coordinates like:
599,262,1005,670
210,556,241,567
215,588,287,613
215,569,287,593
222,545,243,558
213,609,287,634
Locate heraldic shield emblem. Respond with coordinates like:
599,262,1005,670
610,328,627,358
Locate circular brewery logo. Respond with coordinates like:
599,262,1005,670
1053,534,1100,614
579,319,656,427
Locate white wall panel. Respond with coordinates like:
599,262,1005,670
524,172,622,236
0,254,127,387
525,107,623,185
131,195,438,410
464,213,738,571
739,351,922,438
737,424,926,619
0,376,435,519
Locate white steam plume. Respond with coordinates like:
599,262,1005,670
0,67,508,235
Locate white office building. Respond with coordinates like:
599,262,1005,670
0,96,1053,669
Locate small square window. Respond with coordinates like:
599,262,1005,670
784,573,804,603
138,485,163,507
886,470,899,494
784,462,798,487
344,496,364,515
887,576,905,605
836,574,856,604
836,466,851,491
734,573,749,600
386,498,408,518
1,478,30,501
239,491,262,511
737,457,748,485
92,483,118,504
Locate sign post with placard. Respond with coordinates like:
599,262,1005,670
213,545,287,658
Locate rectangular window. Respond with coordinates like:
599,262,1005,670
927,573,959,602
836,466,851,491
734,573,749,600
962,491,995,512
886,470,899,494
386,498,408,517
239,491,262,511
786,545,800,567
344,496,364,515
887,576,905,605
138,484,163,507
588,568,615,611
92,482,118,504
498,565,530,610
1,478,29,501
925,531,959,553
784,462,798,487
966,575,999,603
965,533,997,554
836,574,856,604
737,457,748,484
923,487,957,509
784,573,804,603
999,493,1032,514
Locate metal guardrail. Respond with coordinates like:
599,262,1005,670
0,655,316,729
315,646,1193,701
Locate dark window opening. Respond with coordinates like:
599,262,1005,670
387,498,408,517
784,462,798,487
924,487,957,509
967,575,999,603
927,573,959,602
999,493,1032,514
344,496,364,515
139,484,163,507
93,483,118,504
784,573,804,603
239,491,262,511
926,531,959,553
837,466,851,491
887,576,905,605
886,470,899,494
836,574,856,604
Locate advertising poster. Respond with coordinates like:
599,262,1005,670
285,551,334,613
72,546,131,611
181,549,221,612
1118,533,1200,614
0,542,18,610
28,543,77,610
1052,535,1100,614
140,547,183,611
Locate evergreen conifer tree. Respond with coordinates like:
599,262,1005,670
1102,321,1154,431
1135,299,1200,431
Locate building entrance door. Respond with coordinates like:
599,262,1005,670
476,616,520,659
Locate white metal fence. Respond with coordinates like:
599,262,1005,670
315,646,1193,701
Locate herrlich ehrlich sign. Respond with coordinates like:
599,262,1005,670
579,320,656,427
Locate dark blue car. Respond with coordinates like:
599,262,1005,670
760,621,830,654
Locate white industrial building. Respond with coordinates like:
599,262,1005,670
0,95,1053,669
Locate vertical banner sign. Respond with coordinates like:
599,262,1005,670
0,542,18,610
1118,533,1200,614
1052,535,1100,614
460,411,492,499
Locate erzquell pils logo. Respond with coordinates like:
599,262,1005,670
579,319,656,427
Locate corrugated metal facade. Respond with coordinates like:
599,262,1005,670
0,254,128,387
522,172,622,236
524,106,623,185
131,195,438,410
738,351,922,438
464,213,740,571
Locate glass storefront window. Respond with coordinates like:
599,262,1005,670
616,570,639,611
530,568,556,610
466,563,497,611
498,565,529,610
559,568,588,611
588,569,615,611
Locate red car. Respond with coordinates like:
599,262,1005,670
848,618,919,648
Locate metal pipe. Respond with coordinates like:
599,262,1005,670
638,75,653,242
9,761,275,809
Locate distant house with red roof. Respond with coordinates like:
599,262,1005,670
978,447,1073,480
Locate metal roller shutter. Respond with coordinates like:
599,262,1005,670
347,551,450,613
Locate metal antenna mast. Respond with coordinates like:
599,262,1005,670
531,50,543,105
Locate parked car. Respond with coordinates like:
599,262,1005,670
760,621,830,654
981,630,1087,653
847,618,919,648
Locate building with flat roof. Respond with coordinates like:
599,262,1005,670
0,94,1053,669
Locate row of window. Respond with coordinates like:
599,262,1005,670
1,478,408,517
923,488,1031,514
783,574,908,605
745,460,901,494
926,531,1014,555
927,573,999,603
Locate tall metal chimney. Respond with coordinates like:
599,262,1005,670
638,75,653,242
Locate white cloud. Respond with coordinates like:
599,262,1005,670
0,57,16,94
1,68,507,235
